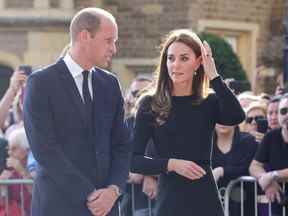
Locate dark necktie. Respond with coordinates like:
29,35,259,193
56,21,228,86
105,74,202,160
82,70,93,128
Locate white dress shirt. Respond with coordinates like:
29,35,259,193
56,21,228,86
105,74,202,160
63,54,93,101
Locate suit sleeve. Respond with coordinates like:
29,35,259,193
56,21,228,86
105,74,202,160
106,77,131,192
23,73,95,205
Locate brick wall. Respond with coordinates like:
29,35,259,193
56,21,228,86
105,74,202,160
0,31,27,59
6,0,34,8
103,0,276,66
50,0,60,8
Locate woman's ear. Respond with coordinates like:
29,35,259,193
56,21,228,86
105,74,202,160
194,56,202,71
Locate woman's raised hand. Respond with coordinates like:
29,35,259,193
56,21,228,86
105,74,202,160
200,41,219,80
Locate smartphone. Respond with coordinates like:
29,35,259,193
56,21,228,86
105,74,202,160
256,118,268,134
19,65,32,76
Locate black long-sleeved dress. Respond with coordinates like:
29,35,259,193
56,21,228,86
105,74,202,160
131,77,245,216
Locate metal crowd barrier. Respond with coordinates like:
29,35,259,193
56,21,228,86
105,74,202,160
122,183,154,216
223,176,287,216
0,179,33,216
0,179,124,216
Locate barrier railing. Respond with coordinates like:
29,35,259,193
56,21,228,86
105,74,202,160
2,176,286,216
0,179,33,216
223,176,287,216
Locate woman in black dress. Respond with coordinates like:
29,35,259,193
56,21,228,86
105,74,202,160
131,29,245,216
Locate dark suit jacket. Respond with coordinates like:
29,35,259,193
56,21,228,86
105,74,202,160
23,60,131,216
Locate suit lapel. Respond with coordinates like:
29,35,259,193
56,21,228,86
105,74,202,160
56,60,86,126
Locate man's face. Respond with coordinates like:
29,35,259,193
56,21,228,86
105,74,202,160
86,18,118,69
267,101,280,129
278,98,288,129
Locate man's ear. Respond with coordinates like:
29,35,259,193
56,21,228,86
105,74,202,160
78,30,90,42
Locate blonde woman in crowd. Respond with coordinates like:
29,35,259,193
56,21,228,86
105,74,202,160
0,128,32,216
242,101,267,142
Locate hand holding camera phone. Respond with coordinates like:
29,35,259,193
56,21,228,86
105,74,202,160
19,65,32,76
256,118,268,134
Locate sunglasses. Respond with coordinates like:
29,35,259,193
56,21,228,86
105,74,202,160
245,115,265,124
131,90,140,98
280,107,288,115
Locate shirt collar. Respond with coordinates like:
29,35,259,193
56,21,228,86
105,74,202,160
63,53,93,78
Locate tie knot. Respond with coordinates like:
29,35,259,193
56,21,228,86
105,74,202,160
82,70,90,80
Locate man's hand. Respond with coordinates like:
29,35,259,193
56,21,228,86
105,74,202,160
142,176,158,200
87,188,118,216
127,172,144,184
265,181,281,203
258,172,274,190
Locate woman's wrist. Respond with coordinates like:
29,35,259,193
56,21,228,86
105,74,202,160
167,159,175,172
209,73,220,81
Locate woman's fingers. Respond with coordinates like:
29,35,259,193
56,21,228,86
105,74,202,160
176,160,207,180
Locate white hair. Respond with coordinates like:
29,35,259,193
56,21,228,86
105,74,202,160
7,128,29,150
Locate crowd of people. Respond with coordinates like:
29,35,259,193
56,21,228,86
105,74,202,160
0,6,286,216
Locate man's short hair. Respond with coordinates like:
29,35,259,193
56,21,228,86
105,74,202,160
70,7,115,43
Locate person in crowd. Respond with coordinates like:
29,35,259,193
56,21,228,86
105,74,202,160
212,123,258,216
0,138,8,173
237,91,260,110
0,128,32,216
242,101,267,142
131,29,245,216
267,95,281,130
125,77,152,121
0,70,27,132
250,94,288,216
23,7,130,216
122,77,157,216
5,88,25,138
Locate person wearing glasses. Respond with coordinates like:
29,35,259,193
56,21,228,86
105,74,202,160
131,29,245,216
250,94,288,216
242,101,267,142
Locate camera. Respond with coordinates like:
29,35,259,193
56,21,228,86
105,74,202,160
19,65,32,76
256,118,268,134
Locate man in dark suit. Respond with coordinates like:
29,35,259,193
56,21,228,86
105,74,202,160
23,7,131,216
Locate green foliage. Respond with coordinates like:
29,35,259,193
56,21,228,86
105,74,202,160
199,32,248,81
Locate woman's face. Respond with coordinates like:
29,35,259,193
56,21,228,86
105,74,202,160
166,41,201,85
245,108,266,132
8,143,27,161
215,124,234,135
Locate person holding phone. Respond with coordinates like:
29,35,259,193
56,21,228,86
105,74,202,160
0,68,27,131
242,101,267,142
131,29,245,216
250,94,288,216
